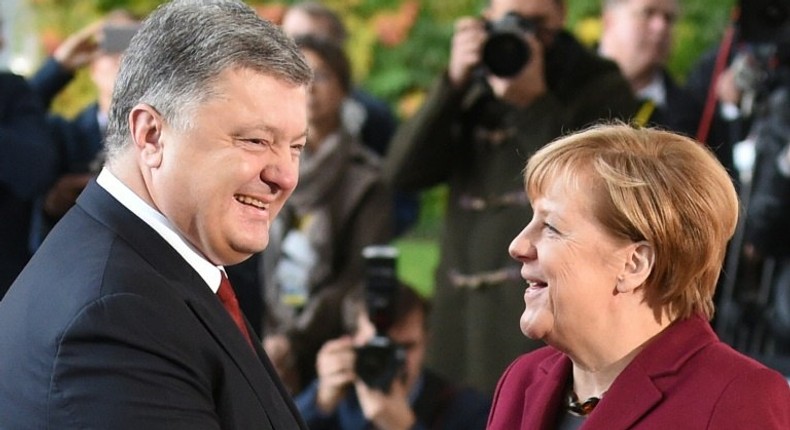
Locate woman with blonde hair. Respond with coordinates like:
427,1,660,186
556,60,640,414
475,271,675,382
488,124,790,429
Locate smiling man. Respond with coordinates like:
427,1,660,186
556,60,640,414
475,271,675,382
0,0,312,428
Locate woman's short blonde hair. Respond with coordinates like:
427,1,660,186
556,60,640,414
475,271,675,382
525,123,739,320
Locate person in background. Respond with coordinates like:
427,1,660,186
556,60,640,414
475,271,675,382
0,0,312,428
260,35,394,396
281,1,397,157
488,123,790,429
598,0,701,135
295,283,491,430
0,15,57,297
383,0,639,394
280,1,418,236
27,10,140,250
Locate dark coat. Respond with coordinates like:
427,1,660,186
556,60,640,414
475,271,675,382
487,315,790,429
383,30,640,393
27,58,106,250
644,69,703,137
0,72,56,296
0,181,307,429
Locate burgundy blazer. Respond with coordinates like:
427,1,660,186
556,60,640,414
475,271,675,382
487,315,790,429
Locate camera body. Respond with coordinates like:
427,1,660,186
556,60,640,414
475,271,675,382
101,24,141,54
354,245,406,392
482,11,537,77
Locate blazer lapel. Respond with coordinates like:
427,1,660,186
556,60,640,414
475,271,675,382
582,316,715,429
581,368,662,429
521,354,572,430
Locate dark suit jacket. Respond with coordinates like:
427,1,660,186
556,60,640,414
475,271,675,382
0,181,308,429
0,72,56,296
646,69,703,138
487,315,790,429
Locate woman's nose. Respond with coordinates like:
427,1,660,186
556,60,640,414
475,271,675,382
509,225,536,262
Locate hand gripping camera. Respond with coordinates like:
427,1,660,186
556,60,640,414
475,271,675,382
482,11,537,77
354,245,406,392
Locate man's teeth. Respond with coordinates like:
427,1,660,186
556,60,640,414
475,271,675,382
235,195,266,209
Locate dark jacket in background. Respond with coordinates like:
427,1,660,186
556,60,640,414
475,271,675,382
0,72,56,296
27,57,106,250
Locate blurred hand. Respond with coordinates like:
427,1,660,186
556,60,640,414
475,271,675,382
43,173,93,219
448,17,486,88
53,20,105,72
715,67,742,106
355,376,416,430
314,336,356,414
487,33,547,108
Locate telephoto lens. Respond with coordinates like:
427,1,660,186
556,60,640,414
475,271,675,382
482,12,536,77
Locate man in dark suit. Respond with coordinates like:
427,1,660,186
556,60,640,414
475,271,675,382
0,0,312,428
598,0,702,136
0,19,57,297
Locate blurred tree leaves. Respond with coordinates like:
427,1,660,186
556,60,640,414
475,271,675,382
29,0,738,119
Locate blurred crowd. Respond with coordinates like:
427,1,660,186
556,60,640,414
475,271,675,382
2,0,790,427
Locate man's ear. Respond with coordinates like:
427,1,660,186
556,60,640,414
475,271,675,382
617,241,655,294
129,103,164,168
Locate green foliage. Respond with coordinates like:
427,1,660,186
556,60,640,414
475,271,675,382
364,12,454,101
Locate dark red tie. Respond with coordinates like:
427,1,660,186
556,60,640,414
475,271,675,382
217,273,253,348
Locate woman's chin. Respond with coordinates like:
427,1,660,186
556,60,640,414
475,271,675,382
520,311,552,341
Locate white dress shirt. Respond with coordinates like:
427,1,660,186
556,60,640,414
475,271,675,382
96,168,223,292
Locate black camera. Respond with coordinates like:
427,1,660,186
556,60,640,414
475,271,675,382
354,245,406,392
482,12,537,77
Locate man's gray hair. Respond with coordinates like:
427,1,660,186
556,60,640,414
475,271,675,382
105,0,312,159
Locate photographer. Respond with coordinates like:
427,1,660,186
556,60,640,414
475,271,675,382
294,283,491,430
383,0,639,393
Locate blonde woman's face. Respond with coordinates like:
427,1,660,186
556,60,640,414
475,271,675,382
508,176,635,349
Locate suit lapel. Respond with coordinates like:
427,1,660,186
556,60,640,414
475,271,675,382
76,182,305,429
186,295,303,428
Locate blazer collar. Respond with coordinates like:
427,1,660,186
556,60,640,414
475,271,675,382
76,181,303,428
519,353,572,429
583,315,717,429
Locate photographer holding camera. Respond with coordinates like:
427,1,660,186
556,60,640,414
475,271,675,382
294,282,491,430
383,0,639,394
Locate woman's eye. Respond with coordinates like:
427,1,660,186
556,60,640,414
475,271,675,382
543,222,560,234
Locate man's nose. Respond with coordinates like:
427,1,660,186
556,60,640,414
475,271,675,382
260,151,299,193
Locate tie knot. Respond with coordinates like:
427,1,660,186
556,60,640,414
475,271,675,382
217,273,237,306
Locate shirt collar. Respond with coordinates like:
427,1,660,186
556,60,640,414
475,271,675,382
96,168,223,292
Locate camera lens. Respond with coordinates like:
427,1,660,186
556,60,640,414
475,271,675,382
482,32,531,77
481,12,534,77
